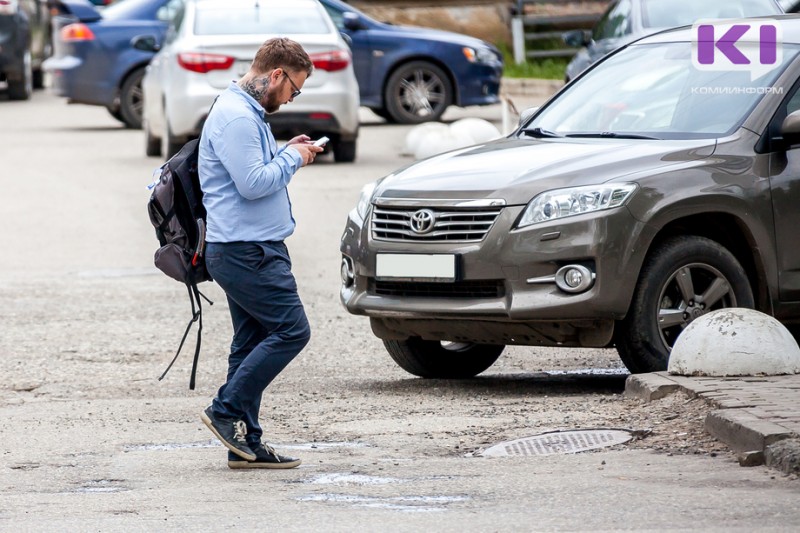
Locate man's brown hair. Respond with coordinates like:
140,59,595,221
252,37,313,77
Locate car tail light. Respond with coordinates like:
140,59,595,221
309,50,350,72
178,52,235,74
61,23,95,42
0,0,18,16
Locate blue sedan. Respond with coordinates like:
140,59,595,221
319,0,502,123
44,0,180,128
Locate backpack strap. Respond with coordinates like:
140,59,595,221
188,282,204,390
158,281,210,390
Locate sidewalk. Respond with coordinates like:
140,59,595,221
627,372,800,474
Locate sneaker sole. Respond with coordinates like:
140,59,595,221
200,411,257,461
228,458,302,470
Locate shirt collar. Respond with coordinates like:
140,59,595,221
229,81,265,118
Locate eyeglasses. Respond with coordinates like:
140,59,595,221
283,70,302,99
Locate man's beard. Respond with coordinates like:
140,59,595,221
264,91,282,114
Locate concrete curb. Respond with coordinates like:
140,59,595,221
625,372,800,473
501,77,564,98
704,409,794,453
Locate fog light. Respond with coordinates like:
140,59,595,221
555,265,595,293
341,256,354,287
565,269,583,288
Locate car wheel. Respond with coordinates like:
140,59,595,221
384,61,452,124
8,51,33,101
119,67,146,129
383,338,504,378
144,119,161,157
369,107,393,122
615,235,754,373
32,69,45,90
332,139,356,163
161,120,183,160
106,105,124,124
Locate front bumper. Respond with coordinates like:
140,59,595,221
456,62,502,107
340,203,654,347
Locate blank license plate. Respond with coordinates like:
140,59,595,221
375,254,457,281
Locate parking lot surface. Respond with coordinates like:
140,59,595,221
1,90,799,530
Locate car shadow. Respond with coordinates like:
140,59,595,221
351,369,629,399
54,125,131,133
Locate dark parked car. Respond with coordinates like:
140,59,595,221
0,0,53,99
563,0,783,82
341,16,800,378
319,0,502,123
43,0,181,128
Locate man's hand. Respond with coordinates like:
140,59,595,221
292,143,324,166
286,134,311,146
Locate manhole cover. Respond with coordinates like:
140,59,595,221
481,429,635,457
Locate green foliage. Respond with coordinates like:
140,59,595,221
497,42,569,80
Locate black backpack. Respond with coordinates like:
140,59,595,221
147,137,213,390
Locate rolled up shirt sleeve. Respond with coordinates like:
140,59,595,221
212,116,303,200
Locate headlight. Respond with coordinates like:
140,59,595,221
356,181,377,220
462,46,498,64
517,183,638,228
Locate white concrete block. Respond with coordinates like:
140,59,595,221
668,308,800,377
403,119,501,160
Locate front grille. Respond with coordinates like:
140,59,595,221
371,206,502,242
371,280,505,298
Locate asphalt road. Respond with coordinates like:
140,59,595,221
1,90,799,531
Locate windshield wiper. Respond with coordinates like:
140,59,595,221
521,127,563,138
565,132,660,140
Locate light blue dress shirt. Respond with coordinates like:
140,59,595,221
199,82,303,243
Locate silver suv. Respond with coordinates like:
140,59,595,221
341,18,800,378
141,0,359,161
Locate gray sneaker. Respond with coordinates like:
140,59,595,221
228,442,302,469
200,406,256,461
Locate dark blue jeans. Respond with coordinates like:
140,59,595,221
205,241,311,449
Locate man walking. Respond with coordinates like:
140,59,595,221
198,38,323,469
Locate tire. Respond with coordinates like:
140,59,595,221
119,67,146,129
8,51,33,101
615,235,754,373
33,37,53,89
383,338,504,378
333,139,356,163
369,107,393,122
161,120,184,160
144,119,161,157
384,61,452,124
106,105,124,124
32,68,44,90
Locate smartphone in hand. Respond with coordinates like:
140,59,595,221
312,136,330,147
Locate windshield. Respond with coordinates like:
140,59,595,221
195,5,331,35
524,42,798,140
641,0,782,29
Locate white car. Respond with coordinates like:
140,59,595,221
141,0,360,162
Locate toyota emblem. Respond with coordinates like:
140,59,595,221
410,209,435,234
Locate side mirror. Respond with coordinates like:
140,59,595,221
563,29,590,48
132,35,161,53
343,11,364,31
781,110,800,147
518,107,540,128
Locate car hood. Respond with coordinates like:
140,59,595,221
375,137,717,205
372,21,491,49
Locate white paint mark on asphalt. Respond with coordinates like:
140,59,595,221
297,493,469,512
